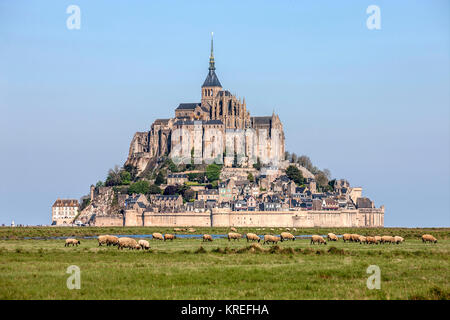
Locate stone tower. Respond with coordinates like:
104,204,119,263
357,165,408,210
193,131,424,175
201,32,222,107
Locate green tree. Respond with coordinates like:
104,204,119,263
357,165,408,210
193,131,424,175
148,184,162,194
286,165,304,185
123,164,138,181
247,172,255,182
128,180,150,195
120,171,131,185
155,171,165,185
165,158,179,173
95,181,104,188
105,165,122,186
206,163,222,182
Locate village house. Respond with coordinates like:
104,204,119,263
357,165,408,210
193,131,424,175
150,194,183,209
219,179,238,203
197,189,219,201
51,199,79,225
167,173,188,185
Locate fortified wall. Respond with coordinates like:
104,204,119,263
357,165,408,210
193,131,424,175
94,208,384,228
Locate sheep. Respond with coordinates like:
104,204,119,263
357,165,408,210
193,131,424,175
107,235,119,246
173,228,182,232
246,233,260,243
381,235,394,244
310,235,327,245
118,237,138,250
374,236,382,244
293,228,297,231
65,238,80,247
351,234,361,242
263,235,281,245
164,233,176,241
327,233,338,242
227,232,242,241
366,236,377,244
342,234,352,243
285,228,291,231
188,228,196,233
152,232,164,241
230,227,238,232
358,235,367,244
98,235,109,246
202,234,213,242
422,234,437,243
393,236,404,244
138,239,150,250
280,232,295,242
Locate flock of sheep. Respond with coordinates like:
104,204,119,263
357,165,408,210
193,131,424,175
63,230,438,250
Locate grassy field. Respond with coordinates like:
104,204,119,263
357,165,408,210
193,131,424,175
0,227,449,300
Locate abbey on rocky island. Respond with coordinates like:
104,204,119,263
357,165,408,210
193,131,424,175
126,35,285,174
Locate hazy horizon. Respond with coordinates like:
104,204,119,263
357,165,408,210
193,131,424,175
1,1,449,227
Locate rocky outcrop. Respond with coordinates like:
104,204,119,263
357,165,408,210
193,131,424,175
77,187,121,224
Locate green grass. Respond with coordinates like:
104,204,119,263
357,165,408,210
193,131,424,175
1,226,450,240
0,229,449,300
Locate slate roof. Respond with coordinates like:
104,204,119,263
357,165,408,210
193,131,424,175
52,199,79,207
202,70,222,88
251,116,272,125
204,120,223,125
176,103,200,110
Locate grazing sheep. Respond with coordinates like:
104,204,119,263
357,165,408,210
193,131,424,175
230,227,237,232
227,232,242,241
366,236,377,244
374,236,382,244
422,234,437,243
164,234,176,241
280,232,295,242
351,234,361,242
394,236,404,244
246,233,260,243
342,234,352,243
263,235,281,245
285,228,291,231
152,232,164,241
173,228,181,232
138,239,150,250
381,236,394,244
202,234,213,242
293,228,297,231
310,235,327,245
358,235,367,244
188,228,196,233
118,237,138,250
107,235,119,246
98,235,109,246
65,238,80,247
327,233,338,242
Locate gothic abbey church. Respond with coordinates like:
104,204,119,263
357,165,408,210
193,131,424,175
126,36,285,174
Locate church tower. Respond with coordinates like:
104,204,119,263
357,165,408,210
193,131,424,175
201,32,222,107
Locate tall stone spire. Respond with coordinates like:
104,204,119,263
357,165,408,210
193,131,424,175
202,32,222,88
209,32,215,71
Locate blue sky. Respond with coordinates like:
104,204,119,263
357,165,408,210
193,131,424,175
0,0,449,227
